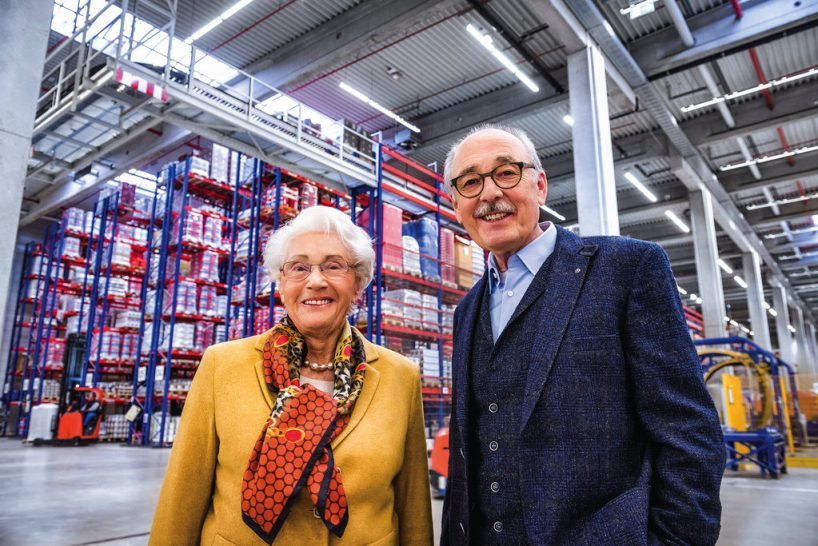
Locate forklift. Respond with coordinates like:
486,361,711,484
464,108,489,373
32,334,105,446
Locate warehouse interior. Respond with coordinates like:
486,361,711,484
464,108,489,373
2,0,818,544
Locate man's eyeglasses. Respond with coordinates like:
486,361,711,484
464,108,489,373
449,161,536,198
280,258,355,281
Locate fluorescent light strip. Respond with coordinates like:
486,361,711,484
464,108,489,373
681,66,818,113
677,285,688,295
664,210,690,233
466,24,539,93
788,324,797,333
540,205,566,221
624,171,658,202
718,259,733,274
563,114,574,126
720,143,818,172
769,308,778,317
733,275,747,289
185,0,256,44
339,82,420,133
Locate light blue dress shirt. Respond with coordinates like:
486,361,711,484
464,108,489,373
487,222,557,342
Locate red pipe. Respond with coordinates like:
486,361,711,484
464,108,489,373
209,0,299,53
730,0,743,19
778,128,796,167
748,48,774,110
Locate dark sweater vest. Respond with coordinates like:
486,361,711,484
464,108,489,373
468,254,556,544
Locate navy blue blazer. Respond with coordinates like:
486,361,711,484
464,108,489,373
442,226,724,545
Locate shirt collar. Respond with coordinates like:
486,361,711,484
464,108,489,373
488,221,555,292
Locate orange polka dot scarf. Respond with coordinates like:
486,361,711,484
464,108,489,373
241,317,366,543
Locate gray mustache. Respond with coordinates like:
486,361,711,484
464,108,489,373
473,201,517,218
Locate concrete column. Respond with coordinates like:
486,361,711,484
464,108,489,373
0,0,53,371
771,283,795,365
742,250,771,350
568,46,618,236
807,323,818,377
689,190,725,338
794,307,809,369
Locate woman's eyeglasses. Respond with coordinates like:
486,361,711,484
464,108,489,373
280,258,354,281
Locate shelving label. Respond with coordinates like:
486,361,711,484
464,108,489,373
138,366,146,382
155,365,165,382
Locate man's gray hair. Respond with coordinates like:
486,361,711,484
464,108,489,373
442,124,544,196
263,205,375,290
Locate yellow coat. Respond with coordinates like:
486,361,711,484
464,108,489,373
150,329,433,545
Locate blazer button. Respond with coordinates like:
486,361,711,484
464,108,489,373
490,481,500,493
493,521,503,533
488,402,498,413
489,440,499,451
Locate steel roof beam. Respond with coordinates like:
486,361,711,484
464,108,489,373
628,0,818,79
230,0,457,95
721,154,818,194
683,83,818,148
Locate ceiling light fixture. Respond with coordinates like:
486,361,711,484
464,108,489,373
339,82,420,133
185,0,256,44
733,275,747,289
466,24,539,93
624,171,658,202
788,324,797,333
665,210,690,233
562,114,574,126
769,308,778,317
540,205,566,221
718,259,733,274
681,66,818,113
677,285,688,295
619,0,658,19
719,142,818,171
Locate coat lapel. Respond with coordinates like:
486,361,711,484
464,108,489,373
452,275,486,458
519,227,597,431
253,330,275,409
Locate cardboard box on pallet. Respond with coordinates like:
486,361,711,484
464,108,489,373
357,203,403,270
455,235,473,289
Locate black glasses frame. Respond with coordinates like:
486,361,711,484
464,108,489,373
449,161,536,198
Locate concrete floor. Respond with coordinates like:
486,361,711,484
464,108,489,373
1,439,817,545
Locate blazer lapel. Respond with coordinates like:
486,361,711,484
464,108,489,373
253,329,276,409
519,227,597,431
332,334,380,448
452,276,486,457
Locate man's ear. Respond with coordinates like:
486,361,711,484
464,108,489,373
537,170,547,206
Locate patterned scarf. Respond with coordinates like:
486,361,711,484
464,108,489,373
241,316,367,543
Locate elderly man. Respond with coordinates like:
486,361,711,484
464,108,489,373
440,125,724,545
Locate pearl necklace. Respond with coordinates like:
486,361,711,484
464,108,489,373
303,360,333,371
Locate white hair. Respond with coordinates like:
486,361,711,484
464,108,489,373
263,205,375,290
442,124,544,196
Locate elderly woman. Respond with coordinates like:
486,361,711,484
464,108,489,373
150,206,433,545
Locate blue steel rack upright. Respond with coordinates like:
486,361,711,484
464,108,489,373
0,242,40,436
362,142,465,435
141,157,231,446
